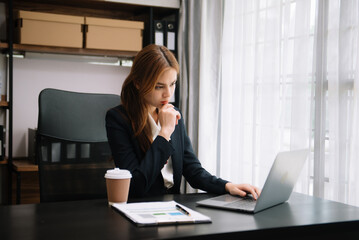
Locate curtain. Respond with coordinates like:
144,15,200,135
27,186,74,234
324,0,359,206
179,0,359,206
179,0,223,172
349,1,359,207
178,0,224,192
219,0,313,190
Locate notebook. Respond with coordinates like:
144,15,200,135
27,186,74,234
196,149,309,213
112,201,211,226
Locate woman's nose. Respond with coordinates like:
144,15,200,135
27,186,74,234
163,86,171,97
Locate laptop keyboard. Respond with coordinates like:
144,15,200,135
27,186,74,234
207,194,257,211
222,195,256,211
226,197,256,208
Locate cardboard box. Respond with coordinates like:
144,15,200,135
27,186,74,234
15,11,84,48
85,17,144,51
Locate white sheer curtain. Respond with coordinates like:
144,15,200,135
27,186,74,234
324,0,359,206
349,1,359,207
180,0,359,206
218,0,313,191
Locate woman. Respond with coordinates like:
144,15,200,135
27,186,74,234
106,44,260,198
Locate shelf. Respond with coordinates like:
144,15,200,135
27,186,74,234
0,103,9,109
0,157,8,165
12,159,38,172
0,1,179,58
0,42,138,58
12,0,178,20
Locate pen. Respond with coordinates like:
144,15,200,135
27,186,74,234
176,204,191,216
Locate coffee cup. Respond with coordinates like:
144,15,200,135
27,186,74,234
105,168,132,205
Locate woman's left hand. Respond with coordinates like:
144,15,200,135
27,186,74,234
225,182,261,200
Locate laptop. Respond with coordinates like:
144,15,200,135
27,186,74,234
196,149,309,213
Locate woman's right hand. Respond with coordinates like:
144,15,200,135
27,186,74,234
158,104,181,141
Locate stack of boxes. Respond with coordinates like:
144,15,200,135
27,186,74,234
15,10,144,51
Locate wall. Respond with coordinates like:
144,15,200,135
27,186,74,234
12,55,130,157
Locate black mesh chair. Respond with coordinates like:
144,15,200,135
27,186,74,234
36,88,120,202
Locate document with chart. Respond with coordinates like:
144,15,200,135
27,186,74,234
112,201,211,226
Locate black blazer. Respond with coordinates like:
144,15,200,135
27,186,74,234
105,105,228,198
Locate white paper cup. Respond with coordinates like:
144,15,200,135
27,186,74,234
105,168,132,206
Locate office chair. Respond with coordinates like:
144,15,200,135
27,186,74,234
36,88,120,202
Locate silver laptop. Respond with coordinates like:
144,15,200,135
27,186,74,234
196,149,309,213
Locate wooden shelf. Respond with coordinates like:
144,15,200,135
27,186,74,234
0,101,9,108
12,159,38,172
0,157,8,165
0,42,138,58
12,0,178,21
0,1,179,58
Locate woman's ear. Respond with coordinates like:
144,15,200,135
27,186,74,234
133,81,140,90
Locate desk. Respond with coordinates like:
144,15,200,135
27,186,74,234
1,193,358,239
11,159,38,204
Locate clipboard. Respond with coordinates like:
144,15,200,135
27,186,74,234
112,200,211,227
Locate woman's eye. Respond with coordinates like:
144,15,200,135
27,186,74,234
155,86,163,90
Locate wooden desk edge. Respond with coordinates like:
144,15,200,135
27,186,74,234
12,159,38,172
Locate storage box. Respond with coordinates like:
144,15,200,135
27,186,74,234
85,17,144,51
15,10,84,48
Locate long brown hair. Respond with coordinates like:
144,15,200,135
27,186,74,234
121,44,179,152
